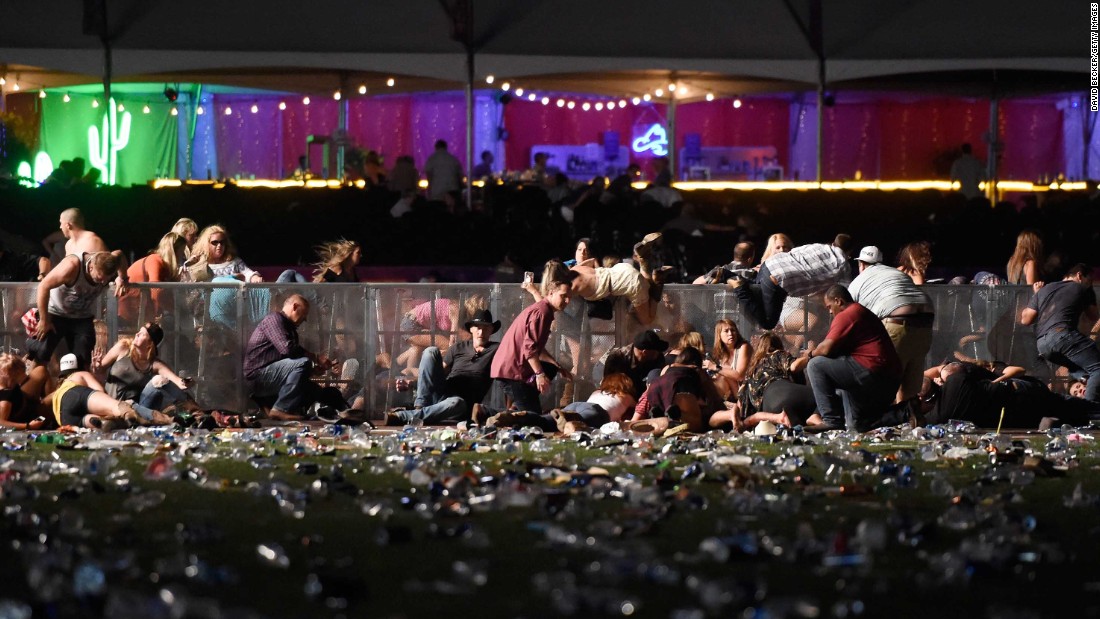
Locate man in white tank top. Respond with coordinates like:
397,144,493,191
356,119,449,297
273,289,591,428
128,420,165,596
27,251,121,368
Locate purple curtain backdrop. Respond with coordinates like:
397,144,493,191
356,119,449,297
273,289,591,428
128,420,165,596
206,92,1066,182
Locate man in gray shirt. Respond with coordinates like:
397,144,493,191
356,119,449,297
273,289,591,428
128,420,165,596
848,246,935,401
1021,263,1100,402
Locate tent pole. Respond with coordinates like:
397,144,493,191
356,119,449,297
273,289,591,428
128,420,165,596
466,47,474,212
668,92,677,181
337,75,348,181
987,96,999,203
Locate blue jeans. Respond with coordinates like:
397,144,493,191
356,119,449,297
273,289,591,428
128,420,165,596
491,378,542,414
563,401,610,426
248,357,313,413
139,381,192,411
393,347,468,424
27,314,96,367
1038,330,1100,402
806,355,899,431
732,263,786,329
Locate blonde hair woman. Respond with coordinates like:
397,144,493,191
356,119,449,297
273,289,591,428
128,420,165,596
171,218,199,253
312,239,362,283
704,319,753,398
189,225,262,283
759,233,793,264
1006,230,1044,285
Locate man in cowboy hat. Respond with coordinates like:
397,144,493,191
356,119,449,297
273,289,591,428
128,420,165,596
386,309,502,426
599,329,669,399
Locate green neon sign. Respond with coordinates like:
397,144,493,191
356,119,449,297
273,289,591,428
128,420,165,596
88,98,132,185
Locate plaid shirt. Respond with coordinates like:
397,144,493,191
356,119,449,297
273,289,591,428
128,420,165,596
765,243,850,298
243,311,306,380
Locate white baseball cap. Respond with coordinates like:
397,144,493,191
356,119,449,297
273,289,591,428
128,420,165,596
857,246,883,265
59,353,79,373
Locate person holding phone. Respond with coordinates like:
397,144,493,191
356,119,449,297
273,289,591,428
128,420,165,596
0,352,52,430
94,322,204,416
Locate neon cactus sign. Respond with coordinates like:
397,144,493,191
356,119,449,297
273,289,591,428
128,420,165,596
88,98,131,185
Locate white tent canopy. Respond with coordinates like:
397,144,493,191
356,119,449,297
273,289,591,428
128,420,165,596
1,0,1086,95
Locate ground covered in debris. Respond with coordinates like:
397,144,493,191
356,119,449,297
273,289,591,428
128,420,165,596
2,422,1100,619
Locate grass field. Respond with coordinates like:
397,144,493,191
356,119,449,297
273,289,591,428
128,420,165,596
2,423,1099,618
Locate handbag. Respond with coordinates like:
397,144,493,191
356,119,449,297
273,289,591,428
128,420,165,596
183,255,212,283
21,308,39,337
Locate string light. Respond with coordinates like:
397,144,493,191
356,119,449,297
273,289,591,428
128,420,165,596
567,101,575,110
224,106,232,115
485,75,495,84
278,101,287,110
619,100,627,108
643,94,652,102
706,92,715,101
386,77,395,87
170,107,178,116
250,104,258,114
117,103,124,112
733,98,742,109
654,88,664,97
527,93,537,101
38,90,46,99
358,85,367,95
196,105,204,115
142,104,150,114
556,99,565,108
668,83,677,91
302,96,310,105
594,102,603,111
500,82,510,91
63,93,71,103
541,96,549,105
12,83,19,92
92,99,99,108
0,78,5,85
632,97,641,105
581,102,591,111
333,90,341,101
514,88,524,96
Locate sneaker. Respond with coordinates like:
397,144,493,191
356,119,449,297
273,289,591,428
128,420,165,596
312,406,341,424
632,232,662,273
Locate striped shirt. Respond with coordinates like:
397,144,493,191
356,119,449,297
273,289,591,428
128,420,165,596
765,243,850,298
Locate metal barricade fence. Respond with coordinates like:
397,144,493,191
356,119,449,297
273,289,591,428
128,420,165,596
0,282,1083,413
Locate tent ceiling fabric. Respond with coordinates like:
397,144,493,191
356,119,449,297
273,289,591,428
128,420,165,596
1,0,1086,93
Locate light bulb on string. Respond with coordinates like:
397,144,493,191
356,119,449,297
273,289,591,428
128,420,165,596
514,88,524,96
358,85,367,95
581,102,591,111
251,104,258,114
594,102,603,111
39,90,46,99
654,88,663,97
92,99,99,108
224,106,232,115
117,103,124,112
142,104,150,114
642,94,651,102
527,93,537,101
333,90,341,101
12,83,19,92
302,96,310,105
386,77,395,87
541,97,549,105
567,101,575,110
632,97,641,105
485,75,495,84
733,98,742,109
63,93,71,103
170,107,178,116
278,101,287,110
196,105,204,115
706,92,715,101
668,83,677,91
556,99,565,108
619,100,627,108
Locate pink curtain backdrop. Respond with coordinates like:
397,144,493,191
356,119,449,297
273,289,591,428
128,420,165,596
208,92,1066,182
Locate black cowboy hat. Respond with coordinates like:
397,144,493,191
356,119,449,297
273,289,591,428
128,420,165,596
632,330,669,352
464,309,501,333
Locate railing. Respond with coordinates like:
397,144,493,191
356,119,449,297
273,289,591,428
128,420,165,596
0,282,1077,413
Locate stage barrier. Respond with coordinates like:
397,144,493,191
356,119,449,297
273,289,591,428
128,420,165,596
0,282,1082,414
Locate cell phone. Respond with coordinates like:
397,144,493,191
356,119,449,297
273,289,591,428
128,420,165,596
33,416,46,424
523,271,534,285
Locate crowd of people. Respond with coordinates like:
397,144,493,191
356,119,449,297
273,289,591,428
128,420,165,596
1,182,1099,436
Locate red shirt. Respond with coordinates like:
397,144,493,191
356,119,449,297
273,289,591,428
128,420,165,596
825,303,902,378
490,299,555,382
